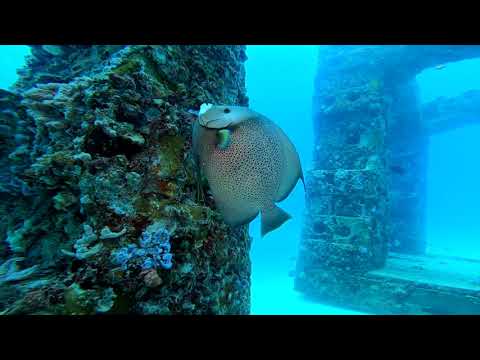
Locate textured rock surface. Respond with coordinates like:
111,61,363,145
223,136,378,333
296,45,480,313
0,45,251,314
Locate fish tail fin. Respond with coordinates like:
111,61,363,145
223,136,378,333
261,204,291,237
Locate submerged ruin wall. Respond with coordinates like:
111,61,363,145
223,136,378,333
296,45,480,308
0,45,251,315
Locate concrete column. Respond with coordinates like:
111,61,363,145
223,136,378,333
386,80,428,254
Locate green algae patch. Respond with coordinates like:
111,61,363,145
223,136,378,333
64,283,96,315
113,58,142,77
155,135,184,179
368,78,383,93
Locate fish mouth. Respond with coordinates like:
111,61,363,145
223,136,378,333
199,117,233,129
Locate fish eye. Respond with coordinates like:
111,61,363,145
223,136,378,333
223,108,231,114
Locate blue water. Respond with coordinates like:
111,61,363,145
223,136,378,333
417,59,480,260
1,45,480,314
246,47,480,314
417,58,480,103
0,45,30,90
245,46,364,314
245,46,315,277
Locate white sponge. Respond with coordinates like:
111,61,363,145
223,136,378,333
199,103,213,116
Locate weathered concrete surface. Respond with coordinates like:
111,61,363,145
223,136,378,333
422,90,480,135
0,45,252,315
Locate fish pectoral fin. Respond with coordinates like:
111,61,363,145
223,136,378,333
260,204,291,237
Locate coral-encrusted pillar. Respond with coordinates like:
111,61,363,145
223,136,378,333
0,45,251,315
295,46,390,299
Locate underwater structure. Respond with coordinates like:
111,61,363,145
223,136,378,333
0,45,252,314
296,45,480,314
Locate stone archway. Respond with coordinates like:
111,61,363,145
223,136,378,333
295,45,480,314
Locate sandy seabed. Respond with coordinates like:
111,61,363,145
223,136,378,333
250,262,367,315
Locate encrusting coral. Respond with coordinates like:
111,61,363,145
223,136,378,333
0,45,251,315
112,222,173,271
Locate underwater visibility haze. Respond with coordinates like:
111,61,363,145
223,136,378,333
0,45,480,315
